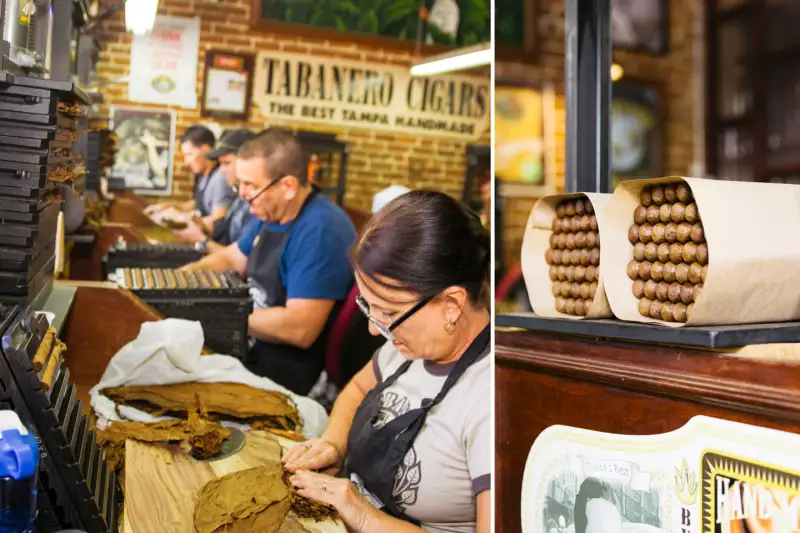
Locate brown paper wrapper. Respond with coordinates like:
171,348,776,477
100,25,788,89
521,192,614,319
603,176,800,327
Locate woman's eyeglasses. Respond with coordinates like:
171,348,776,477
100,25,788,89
355,292,435,342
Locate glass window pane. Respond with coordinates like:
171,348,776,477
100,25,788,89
716,127,753,181
767,61,800,169
716,20,753,119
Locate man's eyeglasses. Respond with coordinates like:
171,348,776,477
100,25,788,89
245,175,286,205
355,292,435,342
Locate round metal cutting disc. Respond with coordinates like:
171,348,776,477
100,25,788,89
194,427,246,462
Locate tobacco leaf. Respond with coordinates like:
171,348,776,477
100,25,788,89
193,463,291,533
281,470,339,522
96,409,230,471
103,382,302,432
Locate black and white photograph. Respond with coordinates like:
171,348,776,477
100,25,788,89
611,81,663,189
611,0,668,54
109,106,176,196
543,471,664,533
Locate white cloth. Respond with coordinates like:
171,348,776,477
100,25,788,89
371,185,411,214
89,318,328,438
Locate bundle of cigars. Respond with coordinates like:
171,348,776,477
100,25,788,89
521,192,614,320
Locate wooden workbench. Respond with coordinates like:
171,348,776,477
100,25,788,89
495,328,800,533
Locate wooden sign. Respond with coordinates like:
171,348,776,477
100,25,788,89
251,50,490,141
201,50,255,121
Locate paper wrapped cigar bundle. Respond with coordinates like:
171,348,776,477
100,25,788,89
521,192,614,319
603,176,800,327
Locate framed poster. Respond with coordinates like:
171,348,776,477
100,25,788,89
611,0,669,55
108,106,176,196
611,81,663,189
201,51,255,121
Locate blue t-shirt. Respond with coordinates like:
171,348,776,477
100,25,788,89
237,194,357,301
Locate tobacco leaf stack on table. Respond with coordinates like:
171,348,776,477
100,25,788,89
545,198,600,316
626,183,708,323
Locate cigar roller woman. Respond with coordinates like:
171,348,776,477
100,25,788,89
283,190,491,533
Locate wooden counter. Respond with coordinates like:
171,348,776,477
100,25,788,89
495,328,800,533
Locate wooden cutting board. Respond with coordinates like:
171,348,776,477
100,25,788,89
123,431,347,533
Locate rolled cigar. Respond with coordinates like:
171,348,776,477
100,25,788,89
649,300,663,319
663,262,677,283
668,282,682,303
646,205,660,225
580,282,592,299
634,242,647,261
166,269,178,288
561,250,572,266
676,183,693,203
638,298,652,317
632,279,646,299
640,188,653,207
575,266,587,283
549,267,558,282
696,243,709,265
589,282,598,299
664,184,677,203
680,284,694,305
565,233,576,250
643,280,657,300
552,282,562,297
574,299,586,316
580,215,592,232
570,282,581,299
682,242,698,263
656,281,670,302
684,203,699,224
556,204,566,217
651,186,666,205
565,202,576,216
545,249,554,264
210,272,223,289
556,297,567,313
575,232,587,248
552,249,563,265
633,206,647,225
650,262,665,282
638,224,653,244
566,266,575,282
590,248,600,266
586,266,597,283
665,222,678,244
638,261,653,281
550,234,558,248
557,234,567,249
578,249,590,266
552,218,561,233
133,269,143,289
557,265,567,281
676,222,692,243
675,263,690,284
644,242,658,262
657,243,671,263
669,244,683,264
684,302,694,322
123,269,133,288
570,216,582,233
670,203,686,224
565,299,576,315
586,201,594,214
575,199,585,216
586,232,599,248
659,204,671,223
41,340,65,392
675,302,688,323
155,268,166,288
628,224,640,245
145,268,155,288
661,301,675,322
688,263,704,285
627,260,640,281
560,282,571,298
690,223,705,244
590,215,598,231
651,224,666,245
32,327,56,372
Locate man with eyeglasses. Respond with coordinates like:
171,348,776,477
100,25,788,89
184,128,357,395
173,129,255,254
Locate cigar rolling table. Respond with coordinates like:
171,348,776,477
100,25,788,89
495,312,800,533
123,432,347,533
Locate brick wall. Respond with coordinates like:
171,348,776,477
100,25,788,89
94,0,490,210
496,0,699,271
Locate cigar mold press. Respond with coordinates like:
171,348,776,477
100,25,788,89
0,305,120,532
102,239,205,276
0,74,90,309
111,268,253,360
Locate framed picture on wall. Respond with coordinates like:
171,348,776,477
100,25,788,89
108,106,176,196
201,50,255,121
611,0,668,55
611,81,664,189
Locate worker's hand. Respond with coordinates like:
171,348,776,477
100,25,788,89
282,438,343,475
144,203,172,216
174,221,206,244
289,471,378,533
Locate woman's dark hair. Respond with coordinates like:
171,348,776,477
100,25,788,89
574,477,617,533
353,190,490,307
180,125,216,149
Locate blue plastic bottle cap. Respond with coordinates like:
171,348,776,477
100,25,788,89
0,412,38,480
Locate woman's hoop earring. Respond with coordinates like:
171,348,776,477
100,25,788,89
444,320,455,333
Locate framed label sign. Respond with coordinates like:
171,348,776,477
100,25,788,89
201,50,255,121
